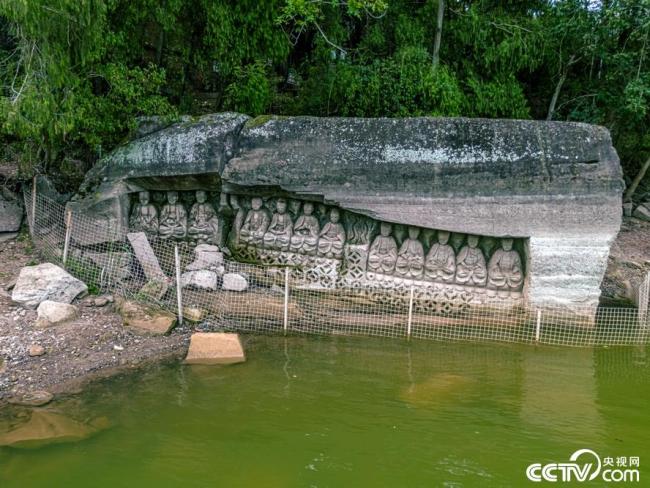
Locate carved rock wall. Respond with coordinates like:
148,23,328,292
73,114,624,311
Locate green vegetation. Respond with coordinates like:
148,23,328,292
0,0,648,197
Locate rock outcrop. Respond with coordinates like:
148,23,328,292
73,114,624,311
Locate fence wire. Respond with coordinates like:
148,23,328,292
22,187,650,348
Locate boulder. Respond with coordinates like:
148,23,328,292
35,300,79,327
116,298,176,335
11,263,88,309
0,232,18,243
184,332,246,365
222,273,248,291
0,411,106,448
0,194,23,232
181,269,219,290
633,203,650,222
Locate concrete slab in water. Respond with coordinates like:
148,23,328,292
185,332,246,365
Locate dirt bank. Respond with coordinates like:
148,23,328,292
0,234,192,406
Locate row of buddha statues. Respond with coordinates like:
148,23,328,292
232,195,525,292
129,190,223,244
129,190,525,292
367,224,524,291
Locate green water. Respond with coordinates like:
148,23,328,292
2,335,649,487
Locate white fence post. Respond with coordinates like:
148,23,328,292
535,309,542,342
175,245,183,327
638,272,650,328
31,176,37,233
407,286,415,340
62,209,73,267
283,267,290,335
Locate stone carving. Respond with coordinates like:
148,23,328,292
424,230,456,283
487,238,524,292
455,235,487,287
368,222,398,274
188,190,221,244
159,191,187,240
239,197,270,246
290,202,320,255
129,191,158,234
263,198,293,251
317,208,346,259
395,226,425,279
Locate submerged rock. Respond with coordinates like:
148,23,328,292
12,263,87,309
0,411,107,449
184,332,246,365
8,390,54,407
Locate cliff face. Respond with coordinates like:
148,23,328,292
74,113,624,309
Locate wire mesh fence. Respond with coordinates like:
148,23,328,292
22,186,650,348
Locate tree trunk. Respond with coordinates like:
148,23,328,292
624,154,650,202
547,55,576,120
432,0,444,68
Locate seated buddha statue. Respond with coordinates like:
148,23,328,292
188,190,221,245
455,235,487,287
317,208,346,259
129,191,158,235
487,238,524,292
158,191,187,240
424,230,456,283
395,226,425,279
263,198,293,251
367,222,398,274
239,197,270,247
289,202,320,255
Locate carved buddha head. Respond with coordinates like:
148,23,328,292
276,198,287,214
407,226,420,240
196,190,207,203
502,238,514,251
437,230,450,245
251,197,263,210
330,208,340,223
467,235,479,248
380,222,392,236
167,191,179,204
138,191,150,205
303,202,314,215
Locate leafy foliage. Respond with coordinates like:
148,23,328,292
0,0,648,191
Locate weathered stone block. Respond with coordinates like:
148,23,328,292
222,273,248,291
184,332,246,364
35,300,79,327
12,263,88,309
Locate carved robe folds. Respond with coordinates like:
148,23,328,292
395,227,424,279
